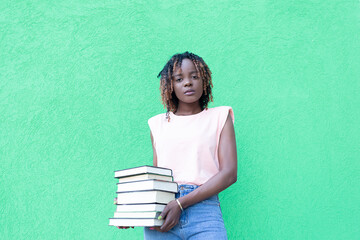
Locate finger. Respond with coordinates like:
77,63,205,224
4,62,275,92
158,210,167,220
161,218,178,232
162,224,172,232
153,226,162,232
160,219,172,232
159,204,171,220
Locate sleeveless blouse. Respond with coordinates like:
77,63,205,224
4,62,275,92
148,106,234,185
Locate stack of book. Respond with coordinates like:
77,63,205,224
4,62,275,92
109,165,178,227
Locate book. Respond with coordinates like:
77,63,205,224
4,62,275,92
109,218,163,227
114,165,172,178
116,190,175,204
117,179,178,193
116,203,166,212
110,165,176,228
113,211,161,219
118,173,173,183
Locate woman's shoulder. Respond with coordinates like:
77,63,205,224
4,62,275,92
206,106,234,123
206,106,233,114
148,112,167,124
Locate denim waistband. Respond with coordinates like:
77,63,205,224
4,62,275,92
177,184,200,191
176,184,199,198
175,184,220,205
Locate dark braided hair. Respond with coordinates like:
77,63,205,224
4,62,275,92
157,51,213,121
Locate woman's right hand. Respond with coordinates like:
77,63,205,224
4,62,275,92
153,199,182,232
113,197,134,229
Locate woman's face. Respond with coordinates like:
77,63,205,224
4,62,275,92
172,58,203,106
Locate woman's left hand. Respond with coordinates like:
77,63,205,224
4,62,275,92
153,199,182,232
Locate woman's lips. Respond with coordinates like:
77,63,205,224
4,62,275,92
184,90,195,95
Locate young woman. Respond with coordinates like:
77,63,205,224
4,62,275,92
144,51,238,239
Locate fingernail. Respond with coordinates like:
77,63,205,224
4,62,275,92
158,216,162,220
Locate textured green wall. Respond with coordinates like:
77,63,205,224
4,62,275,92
1,1,359,239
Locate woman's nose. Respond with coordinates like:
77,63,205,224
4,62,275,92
184,78,192,86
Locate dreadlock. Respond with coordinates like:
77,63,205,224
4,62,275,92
157,51,213,121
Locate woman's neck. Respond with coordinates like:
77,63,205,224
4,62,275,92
175,102,202,116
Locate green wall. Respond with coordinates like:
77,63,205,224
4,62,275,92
1,1,359,239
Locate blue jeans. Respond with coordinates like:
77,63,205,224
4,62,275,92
144,184,228,240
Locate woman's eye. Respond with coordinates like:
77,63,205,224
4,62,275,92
176,78,182,82
192,75,198,79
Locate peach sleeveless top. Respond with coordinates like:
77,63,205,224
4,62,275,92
148,106,234,185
